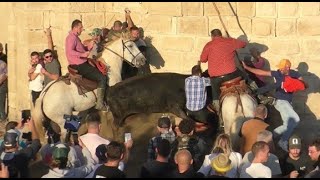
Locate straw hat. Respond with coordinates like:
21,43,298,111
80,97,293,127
211,153,232,173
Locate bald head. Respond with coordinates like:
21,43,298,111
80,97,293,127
174,149,193,165
255,104,268,118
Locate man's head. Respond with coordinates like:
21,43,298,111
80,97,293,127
86,111,102,133
89,28,102,41
156,139,171,158
174,149,193,167
210,29,222,38
95,144,108,163
113,20,123,31
254,104,268,119
43,49,53,63
130,26,140,41
106,141,125,162
256,130,274,152
3,129,20,150
71,19,83,36
178,119,195,135
277,59,291,75
288,134,302,159
308,138,320,161
5,121,18,131
30,51,40,65
157,116,171,133
191,65,202,76
50,143,70,169
252,141,270,163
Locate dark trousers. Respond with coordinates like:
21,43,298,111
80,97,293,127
0,82,7,120
31,90,41,106
210,68,250,101
70,61,108,89
186,108,215,124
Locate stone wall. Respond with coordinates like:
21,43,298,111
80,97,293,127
1,2,320,119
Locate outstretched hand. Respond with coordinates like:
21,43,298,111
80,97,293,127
241,61,248,69
44,26,52,36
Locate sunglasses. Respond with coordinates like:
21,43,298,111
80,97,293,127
45,55,53,58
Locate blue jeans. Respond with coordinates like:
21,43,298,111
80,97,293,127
273,99,300,142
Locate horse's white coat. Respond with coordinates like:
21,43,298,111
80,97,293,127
32,37,146,142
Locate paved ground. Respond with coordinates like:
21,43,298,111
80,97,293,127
2,106,320,178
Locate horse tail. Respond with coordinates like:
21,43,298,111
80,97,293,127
32,81,57,143
32,94,46,143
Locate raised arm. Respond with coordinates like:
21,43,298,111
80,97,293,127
125,8,134,30
45,27,54,51
242,61,272,77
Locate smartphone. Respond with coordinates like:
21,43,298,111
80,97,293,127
21,109,31,124
124,133,132,143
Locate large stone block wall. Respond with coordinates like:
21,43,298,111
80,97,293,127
1,2,320,119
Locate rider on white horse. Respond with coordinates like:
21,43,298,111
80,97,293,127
199,29,274,113
65,19,108,111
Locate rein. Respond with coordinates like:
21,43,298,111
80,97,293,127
104,39,140,68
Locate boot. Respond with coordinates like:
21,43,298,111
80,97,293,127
249,81,259,93
95,88,109,111
257,94,276,105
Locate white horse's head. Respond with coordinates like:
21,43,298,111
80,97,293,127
104,35,146,68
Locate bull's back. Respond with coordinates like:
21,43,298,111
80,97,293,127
108,73,189,111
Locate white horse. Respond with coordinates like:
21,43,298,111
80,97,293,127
32,36,146,143
219,80,258,152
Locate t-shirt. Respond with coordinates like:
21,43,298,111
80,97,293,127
271,70,301,102
94,165,126,178
241,151,282,176
240,162,272,178
28,63,44,92
279,153,314,177
140,161,174,178
79,133,110,164
44,59,61,86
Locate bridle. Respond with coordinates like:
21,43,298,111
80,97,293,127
104,39,142,67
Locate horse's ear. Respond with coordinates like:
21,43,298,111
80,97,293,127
121,31,131,40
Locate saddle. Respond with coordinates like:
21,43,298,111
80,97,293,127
220,76,249,100
58,66,98,95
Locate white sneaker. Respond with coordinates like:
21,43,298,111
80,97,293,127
278,139,288,152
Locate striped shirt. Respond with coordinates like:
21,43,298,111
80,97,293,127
185,75,211,111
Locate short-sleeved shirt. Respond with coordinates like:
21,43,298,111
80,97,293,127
94,165,126,178
185,76,211,111
200,37,246,77
44,59,61,86
279,153,314,177
240,162,272,178
241,151,282,176
29,64,44,92
271,70,301,102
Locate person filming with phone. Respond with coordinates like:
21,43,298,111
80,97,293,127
0,117,41,178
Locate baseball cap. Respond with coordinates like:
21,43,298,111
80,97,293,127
89,28,102,37
158,116,171,128
95,144,108,162
277,59,291,69
52,143,70,159
289,134,301,149
3,129,20,147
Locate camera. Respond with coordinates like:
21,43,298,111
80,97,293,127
63,114,82,132
21,109,31,124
